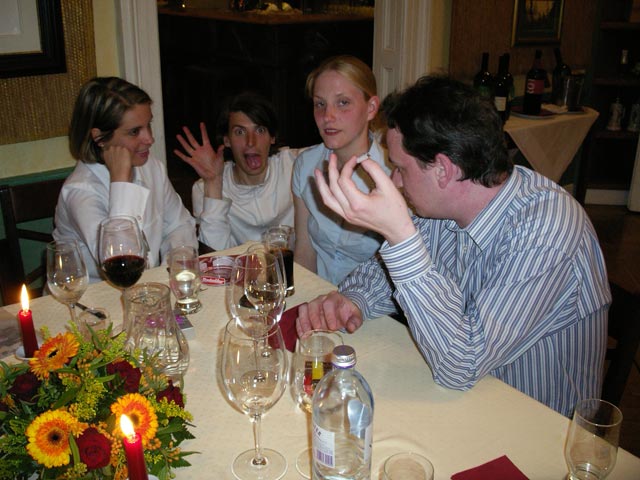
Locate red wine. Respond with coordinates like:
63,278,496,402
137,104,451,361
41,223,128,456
523,50,547,116
552,47,571,105
102,255,145,288
271,247,294,291
494,54,512,122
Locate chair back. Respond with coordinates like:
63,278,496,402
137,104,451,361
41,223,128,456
0,177,66,305
602,282,640,406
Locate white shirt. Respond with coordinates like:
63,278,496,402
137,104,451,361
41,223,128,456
53,156,197,282
193,148,299,250
292,137,392,284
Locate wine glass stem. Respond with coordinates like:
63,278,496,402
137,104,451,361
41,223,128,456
69,303,78,327
251,413,267,466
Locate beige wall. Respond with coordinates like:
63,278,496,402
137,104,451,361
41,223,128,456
0,1,121,180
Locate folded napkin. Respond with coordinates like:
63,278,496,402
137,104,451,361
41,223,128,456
279,305,299,352
451,455,528,480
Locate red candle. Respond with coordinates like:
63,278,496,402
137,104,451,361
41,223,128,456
18,285,39,358
120,414,148,480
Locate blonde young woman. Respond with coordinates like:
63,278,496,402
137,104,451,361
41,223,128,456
292,55,391,285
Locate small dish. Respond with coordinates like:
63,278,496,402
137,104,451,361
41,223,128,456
15,346,33,362
199,255,236,286
511,105,556,119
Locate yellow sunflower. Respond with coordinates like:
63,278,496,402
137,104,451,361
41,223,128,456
26,410,81,468
111,393,158,446
29,333,79,379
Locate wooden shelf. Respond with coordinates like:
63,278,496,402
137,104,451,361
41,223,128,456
601,21,640,30
595,130,640,140
593,77,640,87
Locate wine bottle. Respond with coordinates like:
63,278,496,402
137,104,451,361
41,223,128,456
494,54,512,122
473,52,493,99
523,49,546,116
552,47,571,105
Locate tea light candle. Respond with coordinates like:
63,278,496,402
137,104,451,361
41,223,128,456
18,285,38,358
120,414,148,480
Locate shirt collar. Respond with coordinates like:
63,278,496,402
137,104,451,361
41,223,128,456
447,166,522,251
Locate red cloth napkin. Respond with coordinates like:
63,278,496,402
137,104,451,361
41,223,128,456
451,455,528,480
279,305,299,352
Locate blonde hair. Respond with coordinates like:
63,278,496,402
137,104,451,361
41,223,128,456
305,55,377,101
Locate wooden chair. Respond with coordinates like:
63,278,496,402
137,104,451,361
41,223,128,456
0,177,66,305
602,282,640,406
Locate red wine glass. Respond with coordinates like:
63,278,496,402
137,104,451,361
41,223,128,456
98,215,146,293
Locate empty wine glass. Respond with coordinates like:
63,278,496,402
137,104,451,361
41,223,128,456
46,240,89,326
292,330,343,479
227,251,285,338
98,215,146,291
168,245,202,314
220,320,288,480
565,398,623,480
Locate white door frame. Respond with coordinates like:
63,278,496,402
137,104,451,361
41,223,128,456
115,0,165,163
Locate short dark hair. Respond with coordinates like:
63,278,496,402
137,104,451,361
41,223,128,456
68,77,152,164
216,92,278,146
382,75,512,187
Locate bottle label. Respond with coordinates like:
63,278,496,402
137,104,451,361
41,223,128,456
526,78,544,95
494,96,507,112
312,423,335,468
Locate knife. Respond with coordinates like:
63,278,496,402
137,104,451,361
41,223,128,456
76,302,108,320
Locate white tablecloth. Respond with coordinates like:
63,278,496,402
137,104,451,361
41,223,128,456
505,107,598,182
3,242,639,479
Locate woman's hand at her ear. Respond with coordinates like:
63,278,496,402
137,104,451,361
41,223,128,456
103,145,134,183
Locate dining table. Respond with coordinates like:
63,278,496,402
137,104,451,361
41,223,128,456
2,242,640,479
504,106,599,183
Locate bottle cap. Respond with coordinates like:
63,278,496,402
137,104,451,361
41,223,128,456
332,344,356,368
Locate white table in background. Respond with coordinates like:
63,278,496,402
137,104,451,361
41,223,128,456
505,106,599,183
2,242,639,480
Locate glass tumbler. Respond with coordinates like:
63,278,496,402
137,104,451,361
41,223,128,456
565,398,623,480
168,245,202,314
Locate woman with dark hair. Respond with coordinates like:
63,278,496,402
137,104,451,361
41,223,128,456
54,77,197,282
175,92,304,250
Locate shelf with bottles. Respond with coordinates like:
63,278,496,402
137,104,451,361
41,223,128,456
601,21,640,30
594,130,639,140
593,77,640,87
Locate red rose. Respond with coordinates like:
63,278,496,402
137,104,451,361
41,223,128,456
77,427,111,470
9,371,41,402
156,380,185,408
107,360,141,392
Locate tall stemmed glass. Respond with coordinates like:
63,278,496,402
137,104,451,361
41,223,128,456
46,240,89,326
98,215,146,291
227,251,286,338
221,320,288,480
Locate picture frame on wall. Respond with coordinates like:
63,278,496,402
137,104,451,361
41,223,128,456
511,0,565,46
0,0,66,79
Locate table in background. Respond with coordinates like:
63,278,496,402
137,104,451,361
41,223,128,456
505,107,599,183
2,242,639,479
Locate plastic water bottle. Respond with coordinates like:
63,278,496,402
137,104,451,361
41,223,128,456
311,345,374,480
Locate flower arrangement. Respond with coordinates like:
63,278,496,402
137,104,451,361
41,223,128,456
0,323,195,480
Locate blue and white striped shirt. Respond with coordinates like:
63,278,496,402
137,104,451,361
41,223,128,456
339,166,610,417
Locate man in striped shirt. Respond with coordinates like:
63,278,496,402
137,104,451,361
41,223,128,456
296,75,610,417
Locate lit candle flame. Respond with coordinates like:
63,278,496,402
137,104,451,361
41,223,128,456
120,414,136,439
20,285,29,312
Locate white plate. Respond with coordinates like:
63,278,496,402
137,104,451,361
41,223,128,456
511,107,556,120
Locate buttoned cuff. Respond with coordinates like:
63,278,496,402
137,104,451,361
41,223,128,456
379,231,432,283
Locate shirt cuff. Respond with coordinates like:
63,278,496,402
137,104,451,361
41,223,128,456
202,197,231,218
379,231,432,283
